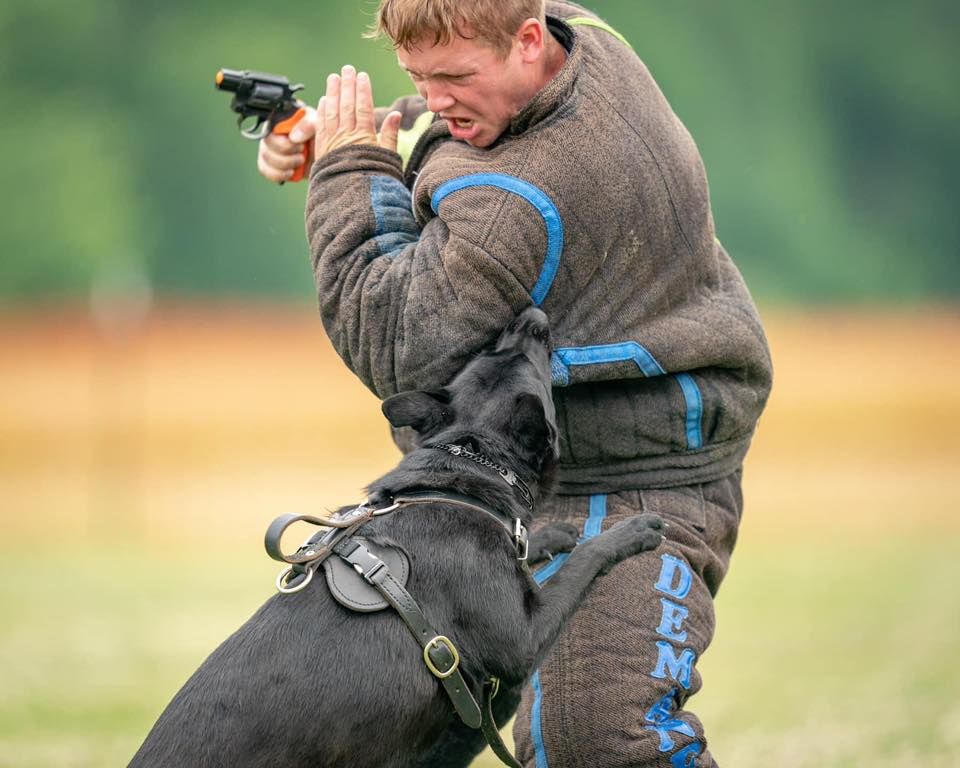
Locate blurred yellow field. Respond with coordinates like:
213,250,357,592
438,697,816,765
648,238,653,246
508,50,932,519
1,306,958,767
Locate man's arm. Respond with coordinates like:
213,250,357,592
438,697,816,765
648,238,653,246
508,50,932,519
306,68,554,397
308,146,549,397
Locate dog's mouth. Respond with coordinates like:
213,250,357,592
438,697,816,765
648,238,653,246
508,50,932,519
517,309,550,346
496,308,551,354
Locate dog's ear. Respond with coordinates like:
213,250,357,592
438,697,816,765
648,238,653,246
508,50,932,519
381,389,453,437
512,392,559,461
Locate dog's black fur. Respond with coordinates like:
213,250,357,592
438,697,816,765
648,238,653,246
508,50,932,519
130,308,664,768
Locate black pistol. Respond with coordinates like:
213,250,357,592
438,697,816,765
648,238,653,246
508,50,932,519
215,68,311,182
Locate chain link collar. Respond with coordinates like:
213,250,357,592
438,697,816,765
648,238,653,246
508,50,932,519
434,443,534,511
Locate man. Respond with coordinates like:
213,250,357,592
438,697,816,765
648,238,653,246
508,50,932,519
258,1,772,765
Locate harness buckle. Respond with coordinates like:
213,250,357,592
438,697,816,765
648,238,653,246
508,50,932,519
353,558,387,584
423,635,461,679
514,519,529,562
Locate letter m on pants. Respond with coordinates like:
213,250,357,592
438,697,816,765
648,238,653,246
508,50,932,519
651,641,696,690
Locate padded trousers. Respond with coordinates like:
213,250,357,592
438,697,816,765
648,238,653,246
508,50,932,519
512,470,744,768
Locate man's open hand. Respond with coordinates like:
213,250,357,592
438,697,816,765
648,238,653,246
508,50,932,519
256,65,402,183
315,65,402,161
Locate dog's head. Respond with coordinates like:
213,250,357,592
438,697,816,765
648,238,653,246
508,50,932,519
382,308,559,481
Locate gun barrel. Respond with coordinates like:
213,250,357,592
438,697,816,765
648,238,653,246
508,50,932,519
215,68,299,94
214,67,246,93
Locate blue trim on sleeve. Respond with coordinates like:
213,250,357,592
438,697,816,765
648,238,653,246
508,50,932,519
431,173,564,306
370,176,419,259
551,342,667,386
673,373,704,450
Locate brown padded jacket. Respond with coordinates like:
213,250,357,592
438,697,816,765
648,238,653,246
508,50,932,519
305,1,773,493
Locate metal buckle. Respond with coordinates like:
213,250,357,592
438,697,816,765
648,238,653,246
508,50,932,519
353,558,386,583
514,519,529,562
423,635,460,679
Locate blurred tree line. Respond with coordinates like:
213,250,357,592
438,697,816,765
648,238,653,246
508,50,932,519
0,0,957,306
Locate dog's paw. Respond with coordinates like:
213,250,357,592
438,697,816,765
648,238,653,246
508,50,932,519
597,514,665,567
527,522,579,564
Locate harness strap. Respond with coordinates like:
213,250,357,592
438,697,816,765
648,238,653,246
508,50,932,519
482,680,522,768
333,537,521,766
333,537,483,729
266,512,372,593
394,490,511,520
265,492,529,570
393,491,530,572
264,508,373,564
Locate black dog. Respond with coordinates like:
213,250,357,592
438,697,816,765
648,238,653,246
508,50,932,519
130,308,664,767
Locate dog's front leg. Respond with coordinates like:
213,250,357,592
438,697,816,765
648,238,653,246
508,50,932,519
526,522,579,565
524,514,665,665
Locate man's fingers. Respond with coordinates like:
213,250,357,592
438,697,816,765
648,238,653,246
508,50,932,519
261,132,298,155
312,97,327,161
339,65,357,132
324,73,341,137
287,106,317,144
260,138,305,171
313,65,382,161
378,111,403,153
257,143,294,183
257,133,309,182
356,71,376,134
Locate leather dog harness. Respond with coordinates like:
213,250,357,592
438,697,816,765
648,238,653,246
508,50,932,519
263,445,534,768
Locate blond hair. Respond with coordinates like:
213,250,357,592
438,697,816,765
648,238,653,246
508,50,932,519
371,0,546,56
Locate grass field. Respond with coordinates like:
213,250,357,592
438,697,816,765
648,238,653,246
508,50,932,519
1,305,958,767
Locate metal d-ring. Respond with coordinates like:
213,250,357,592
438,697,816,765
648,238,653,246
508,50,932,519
276,564,314,594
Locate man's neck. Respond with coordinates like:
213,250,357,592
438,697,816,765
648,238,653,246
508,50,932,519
541,28,568,86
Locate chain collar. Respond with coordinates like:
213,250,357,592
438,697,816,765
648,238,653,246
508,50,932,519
434,443,534,511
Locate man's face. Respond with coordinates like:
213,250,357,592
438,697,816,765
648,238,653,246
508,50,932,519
397,33,531,148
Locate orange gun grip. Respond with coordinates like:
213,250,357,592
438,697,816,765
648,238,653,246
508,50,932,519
272,107,313,183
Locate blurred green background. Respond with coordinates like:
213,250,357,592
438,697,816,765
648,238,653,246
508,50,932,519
1,0,958,306
2,2,960,767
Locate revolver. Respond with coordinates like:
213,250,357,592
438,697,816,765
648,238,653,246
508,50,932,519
215,68,312,182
